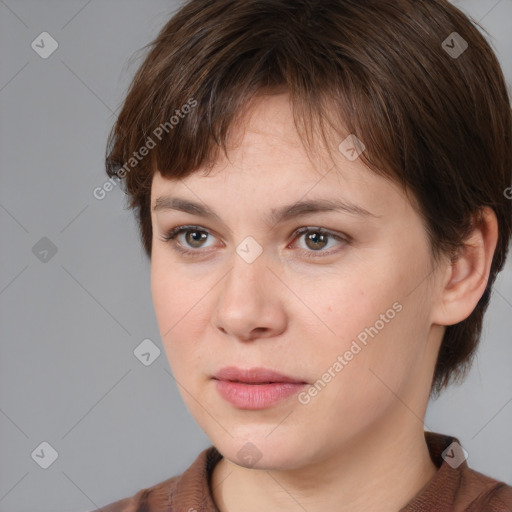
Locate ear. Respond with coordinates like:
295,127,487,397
431,207,499,326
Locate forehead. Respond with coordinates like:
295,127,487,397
150,92,409,219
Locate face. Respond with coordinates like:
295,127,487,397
150,92,445,470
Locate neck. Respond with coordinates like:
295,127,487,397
211,419,438,512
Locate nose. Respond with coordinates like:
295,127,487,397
212,249,287,342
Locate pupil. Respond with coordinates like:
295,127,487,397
307,232,326,250
188,231,206,246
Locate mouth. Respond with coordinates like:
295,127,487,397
225,381,281,385
212,367,308,409
212,366,308,385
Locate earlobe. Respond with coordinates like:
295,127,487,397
431,207,498,327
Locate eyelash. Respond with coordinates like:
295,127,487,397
160,224,349,259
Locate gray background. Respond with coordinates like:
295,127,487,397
0,1,510,511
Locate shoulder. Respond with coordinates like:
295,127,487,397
465,471,512,511
87,445,221,512
403,432,512,512
89,475,180,512
448,449,512,512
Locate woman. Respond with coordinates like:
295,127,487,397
95,0,512,510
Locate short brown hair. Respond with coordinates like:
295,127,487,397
105,0,512,397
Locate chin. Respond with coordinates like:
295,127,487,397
211,431,316,471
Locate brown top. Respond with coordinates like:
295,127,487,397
93,432,512,512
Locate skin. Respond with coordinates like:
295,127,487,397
149,92,498,512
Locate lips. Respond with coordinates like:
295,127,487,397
212,366,308,409
213,366,307,384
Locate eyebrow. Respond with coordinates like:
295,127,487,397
153,196,380,227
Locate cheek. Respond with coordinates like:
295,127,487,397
312,290,431,427
151,259,193,358
150,256,218,378
299,309,419,441
150,248,203,326
298,269,391,349
303,262,426,388
151,262,179,333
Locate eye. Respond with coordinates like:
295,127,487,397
160,225,217,255
160,225,349,258
289,227,348,257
